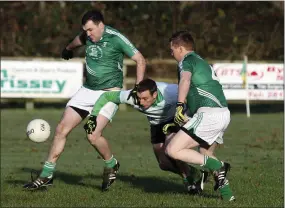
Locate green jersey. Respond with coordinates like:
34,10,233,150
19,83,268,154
83,26,138,90
178,52,227,117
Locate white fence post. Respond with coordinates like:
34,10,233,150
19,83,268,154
25,100,34,110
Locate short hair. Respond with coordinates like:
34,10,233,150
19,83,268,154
81,10,104,25
169,31,195,50
137,78,157,95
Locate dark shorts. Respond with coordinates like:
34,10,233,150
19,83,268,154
150,120,180,144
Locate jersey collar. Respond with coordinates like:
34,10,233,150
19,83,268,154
179,51,195,66
152,89,163,107
102,25,111,38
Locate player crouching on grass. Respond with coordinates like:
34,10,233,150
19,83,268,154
84,78,210,194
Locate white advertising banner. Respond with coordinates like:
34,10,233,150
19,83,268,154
213,63,284,100
1,60,83,98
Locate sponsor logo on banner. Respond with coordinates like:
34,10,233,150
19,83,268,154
1,69,66,93
1,60,83,98
213,63,283,100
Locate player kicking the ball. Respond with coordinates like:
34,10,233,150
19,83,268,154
23,10,146,192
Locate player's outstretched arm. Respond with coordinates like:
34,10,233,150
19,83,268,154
62,33,85,60
91,91,121,117
67,32,86,50
90,90,137,117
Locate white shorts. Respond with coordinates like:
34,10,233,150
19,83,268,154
182,107,230,145
66,86,119,120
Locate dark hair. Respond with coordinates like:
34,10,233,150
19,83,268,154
137,78,157,95
169,30,195,50
81,10,104,25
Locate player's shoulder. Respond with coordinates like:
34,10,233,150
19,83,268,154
105,25,120,34
179,54,194,70
156,82,178,92
104,26,128,41
155,82,178,104
156,81,177,86
156,81,169,88
183,52,197,63
181,52,208,71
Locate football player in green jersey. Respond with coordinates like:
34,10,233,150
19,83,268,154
23,10,146,192
165,31,235,201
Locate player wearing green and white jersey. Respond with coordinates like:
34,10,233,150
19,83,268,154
166,31,235,201
84,25,139,90
91,81,178,125
23,10,146,192
85,78,207,194
177,52,228,117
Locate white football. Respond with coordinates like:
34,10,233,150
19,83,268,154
26,119,51,143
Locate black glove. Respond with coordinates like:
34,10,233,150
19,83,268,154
127,84,139,105
84,115,97,134
174,102,188,126
61,48,73,60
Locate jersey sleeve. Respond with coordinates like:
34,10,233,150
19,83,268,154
78,31,87,45
119,90,136,106
115,35,139,58
181,59,194,73
91,91,121,116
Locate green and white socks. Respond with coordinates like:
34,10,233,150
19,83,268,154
203,156,222,170
103,155,117,168
203,156,235,201
39,161,56,178
38,155,117,179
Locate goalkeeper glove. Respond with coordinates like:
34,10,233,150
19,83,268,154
61,48,73,60
84,115,97,134
174,102,188,126
162,123,177,135
127,84,139,105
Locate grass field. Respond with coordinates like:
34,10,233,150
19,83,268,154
1,108,284,207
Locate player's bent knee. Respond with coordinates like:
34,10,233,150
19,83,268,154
87,132,101,144
165,146,176,159
55,122,70,138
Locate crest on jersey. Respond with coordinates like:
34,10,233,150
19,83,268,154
86,45,103,59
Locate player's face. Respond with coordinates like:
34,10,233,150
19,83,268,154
137,90,157,109
83,20,104,42
170,42,183,62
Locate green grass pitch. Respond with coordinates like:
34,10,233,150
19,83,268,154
1,109,283,207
